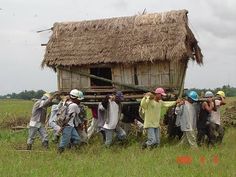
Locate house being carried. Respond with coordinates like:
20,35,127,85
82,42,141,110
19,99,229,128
42,9,203,100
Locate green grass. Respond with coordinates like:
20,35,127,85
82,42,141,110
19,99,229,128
0,128,236,177
0,99,33,128
0,98,236,177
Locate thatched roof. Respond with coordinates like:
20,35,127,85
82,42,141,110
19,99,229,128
42,9,203,68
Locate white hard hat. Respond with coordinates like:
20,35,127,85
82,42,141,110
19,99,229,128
69,89,84,100
204,91,214,98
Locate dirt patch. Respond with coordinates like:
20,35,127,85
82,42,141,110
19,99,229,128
0,117,28,129
222,101,236,127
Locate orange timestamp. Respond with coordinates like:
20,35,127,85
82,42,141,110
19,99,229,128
176,155,219,165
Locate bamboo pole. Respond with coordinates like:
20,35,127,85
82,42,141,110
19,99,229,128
84,94,144,99
82,101,140,106
178,60,188,98
37,28,53,33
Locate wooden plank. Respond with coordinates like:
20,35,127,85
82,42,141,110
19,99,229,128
59,67,154,92
157,62,170,86
161,74,170,86
84,94,144,99
84,88,144,93
57,68,62,91
62,79,71,90
137,64,150,86
150,64,159,86
169,61,175,87
79,68,90,88
122,65,134,84
61,69,71,79
71,71,80,89
82,101,141,106
112,65,122,85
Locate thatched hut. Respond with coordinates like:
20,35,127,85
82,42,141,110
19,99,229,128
42,9,203,100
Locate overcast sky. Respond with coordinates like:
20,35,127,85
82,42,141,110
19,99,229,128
0,0,235,95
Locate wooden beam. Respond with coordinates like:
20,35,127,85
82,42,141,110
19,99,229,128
84,94,144,100
82,101,140,106
37,27,53,33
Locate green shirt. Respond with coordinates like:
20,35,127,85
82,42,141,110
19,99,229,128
140,96,176,128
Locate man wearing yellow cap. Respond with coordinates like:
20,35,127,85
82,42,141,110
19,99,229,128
209,91,226,145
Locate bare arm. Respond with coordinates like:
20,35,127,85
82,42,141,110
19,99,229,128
140,92,154,109
202,101,213,113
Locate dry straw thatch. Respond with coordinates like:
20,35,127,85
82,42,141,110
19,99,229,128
42,9,203,68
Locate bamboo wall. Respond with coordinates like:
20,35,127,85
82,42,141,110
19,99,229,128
57,60,186,92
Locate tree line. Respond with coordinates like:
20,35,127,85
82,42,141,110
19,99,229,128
0,85,235,100
187,85,236,97
0,90,45,100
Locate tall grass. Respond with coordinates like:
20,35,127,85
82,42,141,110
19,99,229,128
0,99,33,128
0,128,235,177
0,98,235,177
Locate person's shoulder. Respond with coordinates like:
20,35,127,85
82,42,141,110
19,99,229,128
68,102,78,108
67,103,79,113
34,99,43,107
214,99,221,106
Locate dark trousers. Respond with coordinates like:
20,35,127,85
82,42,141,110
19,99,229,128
208,123,224,145
197,127,209,146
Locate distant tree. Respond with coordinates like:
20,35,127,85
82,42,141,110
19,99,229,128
186,85,236,97
0,90,46,100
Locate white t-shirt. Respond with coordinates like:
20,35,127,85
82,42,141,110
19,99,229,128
175,101,197,131
67,102,80,127
103,101,119,130
210,100,221,125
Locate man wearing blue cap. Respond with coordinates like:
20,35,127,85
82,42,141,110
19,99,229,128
175,91,199,148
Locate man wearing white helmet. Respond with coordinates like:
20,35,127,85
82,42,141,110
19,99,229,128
26,92,59,150
58,89,84,153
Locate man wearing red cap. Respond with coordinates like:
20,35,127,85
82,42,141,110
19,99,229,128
140,87,175,149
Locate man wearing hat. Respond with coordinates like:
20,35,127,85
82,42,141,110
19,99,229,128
58,89,84,153
209,90,226,145
140,87,176,149
175,91,199,148
26,92,59,150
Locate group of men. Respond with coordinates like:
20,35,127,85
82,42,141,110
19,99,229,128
26,89,127,153
175,90,226,148
26,87,226,152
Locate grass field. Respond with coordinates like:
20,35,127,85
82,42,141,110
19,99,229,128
0,98,236,177
0,99,33,128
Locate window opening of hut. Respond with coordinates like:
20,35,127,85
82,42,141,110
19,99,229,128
90,68,112,87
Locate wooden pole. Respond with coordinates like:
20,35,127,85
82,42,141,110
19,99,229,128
84,94,144,99
178,61,188,98
37,28,53,33
82,101,140,106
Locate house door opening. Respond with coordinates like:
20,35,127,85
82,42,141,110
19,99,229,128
90,68,112,87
